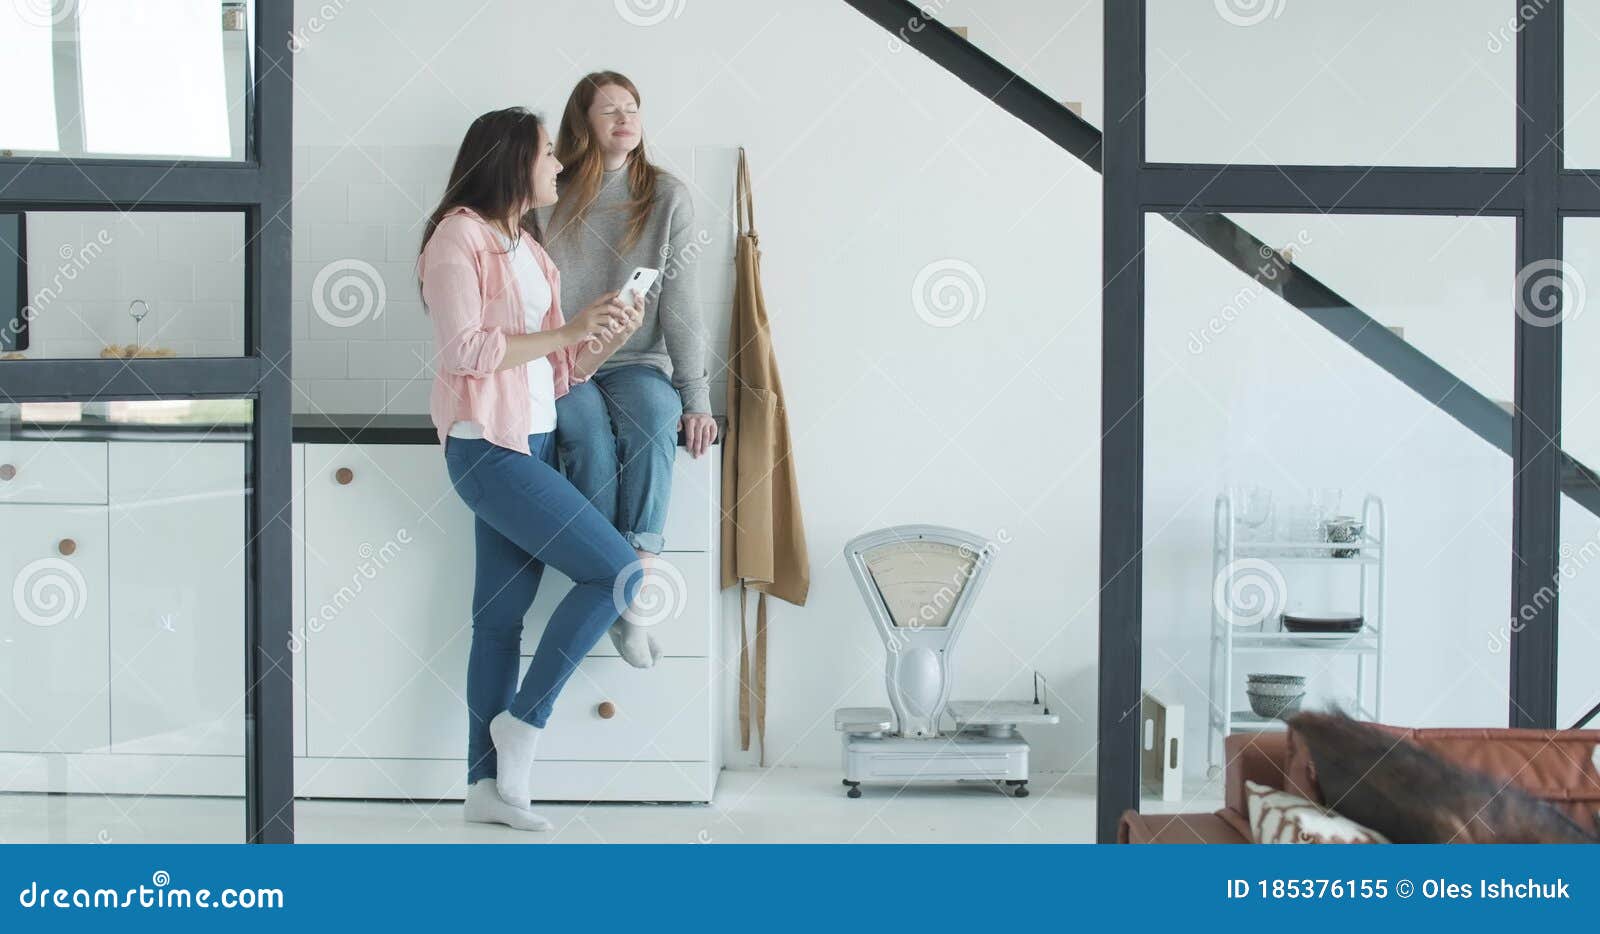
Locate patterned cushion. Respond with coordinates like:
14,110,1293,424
1245,780,1388,844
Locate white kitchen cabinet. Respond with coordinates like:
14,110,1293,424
302,443,477,760
299,441,723,802
520,551,715,658
107,442,245,756
292,443,306,758
0,502,110,753
536,656,713,762
0,440,107,505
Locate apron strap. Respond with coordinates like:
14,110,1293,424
736,582,771,767
736,147,757,240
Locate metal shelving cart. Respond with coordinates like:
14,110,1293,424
1206,493,1386,777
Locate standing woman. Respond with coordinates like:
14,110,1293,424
419,107,645,831
543,72,717,669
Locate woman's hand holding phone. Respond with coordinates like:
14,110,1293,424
565,291,632,346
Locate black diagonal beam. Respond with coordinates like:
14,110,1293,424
840,0,1600,517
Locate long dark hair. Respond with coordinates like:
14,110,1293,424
549,71,661,253
420,107,547,259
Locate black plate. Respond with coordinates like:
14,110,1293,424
1281,612,1363,633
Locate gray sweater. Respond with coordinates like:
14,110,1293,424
541,167,711,414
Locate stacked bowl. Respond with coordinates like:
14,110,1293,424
1246,674,1306,719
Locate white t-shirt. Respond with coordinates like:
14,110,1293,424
448,232,557,439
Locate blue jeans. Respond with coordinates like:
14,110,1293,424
555,364,683,554
444,432,642,784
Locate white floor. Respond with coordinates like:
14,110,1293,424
1,768,1107,844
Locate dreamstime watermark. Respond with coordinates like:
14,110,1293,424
1214,0,1287,27
288,0,353,53
13,557,88,629
17,870,284,911
289,530,411,652
662,228,713,283
10,0,75,28
611,557,688,628
886,0,955,53
614,0,685,28
7,229,114,349
911,258,986,327
1487,0,1553,53
882,529,1010,653
1187,230,1312,354
1212,558,1288,628
1492,531,1600,652
311,258,387,329
1513,259,1584,328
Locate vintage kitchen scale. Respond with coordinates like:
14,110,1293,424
834,525,1058,798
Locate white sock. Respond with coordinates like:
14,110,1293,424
488,710,542,809
464,778,551,832
609,618,662,668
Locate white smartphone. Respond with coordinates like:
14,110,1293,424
618,266,661,305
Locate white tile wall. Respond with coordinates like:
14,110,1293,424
289,143,739,416
19,212,244,359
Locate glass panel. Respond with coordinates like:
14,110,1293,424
1565,4,1600,168
1558,218,1600,730
1224,212,1513,407
1,210,245,360
915,0,1102,129
1146,0,1514,167
1140,212,1514,816
0,397,252,842
0,11,58,151
0,0,251,162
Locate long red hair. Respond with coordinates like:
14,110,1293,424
549,71,661,254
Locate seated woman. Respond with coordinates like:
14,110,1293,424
542,71,716,669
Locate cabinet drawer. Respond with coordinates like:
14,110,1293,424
520,551,714,658
660,448,717,552
0,441,107,504
0,504,110,753
534,656,712,762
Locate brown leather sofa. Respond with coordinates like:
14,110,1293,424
1119,725,1600,843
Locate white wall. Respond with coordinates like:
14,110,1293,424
22,211,243,358
285,0,1600,781
288,0,1104,773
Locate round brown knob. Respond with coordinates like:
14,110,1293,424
0,464,15,481
334,467,354,485
58,538,76,556
596,701,616,720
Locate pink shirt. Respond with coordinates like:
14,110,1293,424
418,206,583,455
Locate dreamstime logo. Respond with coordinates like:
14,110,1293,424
1514,259,1584,328
911,259,986,327
8,229,113,349
288,0,353,53
311,259,386,329
13,557,88,628
1494,529,1600,652
886,0,954,52
1187,230,1311,354
289,530,411,652
11,0,75,27
612,558,688,627
1487,0,1552,53
1212,559,1287,628
615,0,685,27
1214,0,1287,27
883,530,1010,654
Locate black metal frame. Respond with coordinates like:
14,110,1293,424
0,0,294,843
1,211,25,351
1100,1,1570,841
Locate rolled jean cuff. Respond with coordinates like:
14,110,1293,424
624,530,665,554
